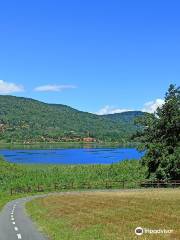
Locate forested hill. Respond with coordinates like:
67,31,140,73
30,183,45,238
102,111,145,123
0,95,144,143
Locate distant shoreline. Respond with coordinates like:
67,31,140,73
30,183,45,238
0,141,139,150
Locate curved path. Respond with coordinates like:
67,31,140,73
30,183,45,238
0,195,49,240
0,189,143,240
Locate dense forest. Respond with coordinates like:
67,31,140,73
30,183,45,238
0,95,144,143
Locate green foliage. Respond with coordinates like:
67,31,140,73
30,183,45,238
0,95,143,143
135,84,180,180
0,156,146,192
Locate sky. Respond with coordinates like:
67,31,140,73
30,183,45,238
0,0,179,114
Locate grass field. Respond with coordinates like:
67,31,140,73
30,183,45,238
0,156,146,192
26,189,180,240
0,156,146,212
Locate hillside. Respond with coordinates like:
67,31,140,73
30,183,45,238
102,111,145,123
0,95,144,143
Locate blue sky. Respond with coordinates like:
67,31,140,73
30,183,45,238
0,0,179,114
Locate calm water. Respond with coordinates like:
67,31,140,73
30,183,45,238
0,148,144,164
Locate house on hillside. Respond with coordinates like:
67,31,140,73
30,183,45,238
83,137,96,142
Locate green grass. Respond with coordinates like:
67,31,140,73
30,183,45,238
0,193,19,210
26,189,180,240
0,156,146,210
0,156,146,193
0,191,35,210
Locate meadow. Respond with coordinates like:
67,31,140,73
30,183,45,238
0,156,146,191
0,156,146,209
26,190,180,240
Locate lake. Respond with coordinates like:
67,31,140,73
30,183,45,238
0,148,144,164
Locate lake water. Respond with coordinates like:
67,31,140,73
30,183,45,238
0,148,144,164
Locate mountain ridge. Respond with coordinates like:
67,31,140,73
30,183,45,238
0,95,144,143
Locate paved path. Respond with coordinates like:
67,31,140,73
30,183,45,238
0,195,48,240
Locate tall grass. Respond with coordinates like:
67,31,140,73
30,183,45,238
0,157,146,192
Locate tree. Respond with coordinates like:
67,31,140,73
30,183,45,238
135,84,180,180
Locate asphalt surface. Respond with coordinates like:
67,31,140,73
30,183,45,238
0,195,48,240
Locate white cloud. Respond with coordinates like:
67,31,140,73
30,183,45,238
0,80,24,94
142,98,164,113
96,98,165,115
97,105,132,115
34,84,76,92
